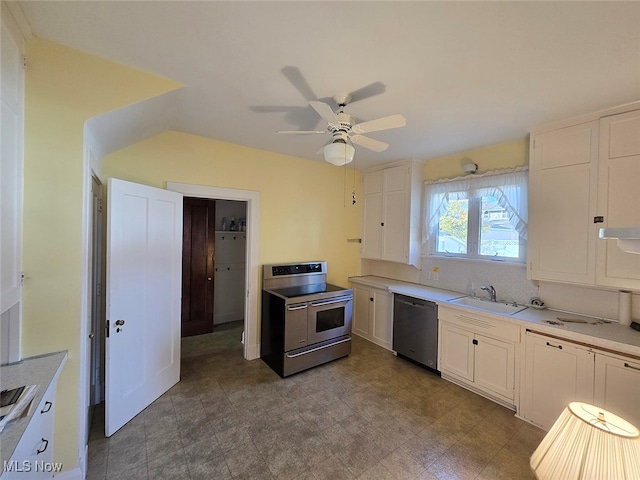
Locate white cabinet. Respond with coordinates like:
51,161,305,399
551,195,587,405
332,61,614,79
439,323,474,382
361,161,422,267
352,284,393,350
1,10,25,365
528,103,640,289
1,352,66,479
596,110,640,289
438,306,519,407
594,352,640,429
4,383,58,479
521,331,595,430
528,121,599,285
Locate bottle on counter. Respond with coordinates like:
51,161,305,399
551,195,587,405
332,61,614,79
221,217,227,231
230,216,236,231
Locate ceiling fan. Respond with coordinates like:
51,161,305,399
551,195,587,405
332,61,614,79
278,94,407,166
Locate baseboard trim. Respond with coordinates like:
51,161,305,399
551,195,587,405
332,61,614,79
246,343,260,360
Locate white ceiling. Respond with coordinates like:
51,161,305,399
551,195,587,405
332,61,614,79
18,1,640,169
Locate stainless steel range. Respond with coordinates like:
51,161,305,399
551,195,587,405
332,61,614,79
261,261,353,377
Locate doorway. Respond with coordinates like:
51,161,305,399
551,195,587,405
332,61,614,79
181,198,248,337
168,182,261,360
87,175,103,441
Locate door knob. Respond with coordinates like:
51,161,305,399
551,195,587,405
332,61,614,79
89,333,95,339
207,277,212,281
115,319,125,326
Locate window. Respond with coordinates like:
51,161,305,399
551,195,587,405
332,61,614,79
424,168,528,262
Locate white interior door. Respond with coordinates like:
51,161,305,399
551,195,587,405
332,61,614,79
106,178,183,436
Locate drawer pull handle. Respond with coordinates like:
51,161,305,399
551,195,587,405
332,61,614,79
546,341,563,350
37,438,49,455
624,362,640,371
41,401,53,414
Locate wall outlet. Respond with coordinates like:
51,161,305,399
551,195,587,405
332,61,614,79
432,266,440,281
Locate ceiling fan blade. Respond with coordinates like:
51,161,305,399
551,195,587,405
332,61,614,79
351,114,406,135
309,101,340,125
350,135,389,152
277,130,326,135
281,66,317,102
347,82,386,104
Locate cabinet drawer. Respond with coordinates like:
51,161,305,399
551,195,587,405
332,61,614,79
438,306,520,342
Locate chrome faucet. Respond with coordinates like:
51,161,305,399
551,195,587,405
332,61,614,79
481,285,497,302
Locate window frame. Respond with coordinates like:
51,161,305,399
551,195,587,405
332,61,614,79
425,168,528,264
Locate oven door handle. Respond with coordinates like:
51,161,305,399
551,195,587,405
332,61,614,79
286,304,308,311
286,337,351,358
309,296,352,307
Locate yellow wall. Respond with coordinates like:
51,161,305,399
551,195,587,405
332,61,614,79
102,131,362,286
23,39,181,471
424,138,529,180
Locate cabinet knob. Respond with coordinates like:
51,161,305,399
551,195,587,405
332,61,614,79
207,277,212,281
381,222,385,226
370,297,374,302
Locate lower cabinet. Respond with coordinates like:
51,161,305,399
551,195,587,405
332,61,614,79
3,376,60,479
521,331,640,431
594,352,640,429
438,307,519,408
352,284,393,350
521,332,595,430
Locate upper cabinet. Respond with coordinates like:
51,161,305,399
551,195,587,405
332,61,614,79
596,110,640,288
528,102,640,290
361,160,422,267
528,121,599,284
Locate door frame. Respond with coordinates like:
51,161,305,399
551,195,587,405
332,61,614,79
167,182,260,361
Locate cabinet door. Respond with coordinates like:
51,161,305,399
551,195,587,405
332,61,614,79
352,285,372,338
474,334,515,401
439,323,474,382
4,384,58,479
371,288,392,350
522,332,594,430
528,122,598,284
361,171,383,259
381,166,408,263
594,353,640,429
596,110,640,289
1,17,24,364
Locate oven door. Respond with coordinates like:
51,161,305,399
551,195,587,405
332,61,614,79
307,295,353,345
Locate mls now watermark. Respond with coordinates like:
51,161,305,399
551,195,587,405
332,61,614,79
3,460,63,474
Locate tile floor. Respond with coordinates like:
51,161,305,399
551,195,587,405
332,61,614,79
87,323,545,479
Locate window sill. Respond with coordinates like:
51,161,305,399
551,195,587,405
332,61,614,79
421,254,526,268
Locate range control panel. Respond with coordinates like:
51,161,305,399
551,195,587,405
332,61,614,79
264,262,327,279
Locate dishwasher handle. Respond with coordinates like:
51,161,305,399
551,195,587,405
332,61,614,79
395,295,436,310
397,299,431,309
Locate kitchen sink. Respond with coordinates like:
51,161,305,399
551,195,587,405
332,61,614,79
449,296,527,315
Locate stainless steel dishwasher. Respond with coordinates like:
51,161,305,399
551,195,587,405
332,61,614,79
393,294,439,372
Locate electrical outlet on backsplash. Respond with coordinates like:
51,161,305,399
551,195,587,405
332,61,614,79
420,257,539,305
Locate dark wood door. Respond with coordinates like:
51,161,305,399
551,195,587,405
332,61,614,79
181,198,216,337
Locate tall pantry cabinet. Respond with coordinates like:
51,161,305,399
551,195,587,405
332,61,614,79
528,102,640,290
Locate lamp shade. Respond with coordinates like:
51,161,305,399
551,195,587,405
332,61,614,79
530,402,640,479
324,142,355,166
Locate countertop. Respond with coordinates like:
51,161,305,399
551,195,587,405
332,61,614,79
349,275,640,358
0,351,68,466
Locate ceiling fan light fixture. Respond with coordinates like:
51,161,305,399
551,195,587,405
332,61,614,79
324,141,355,166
